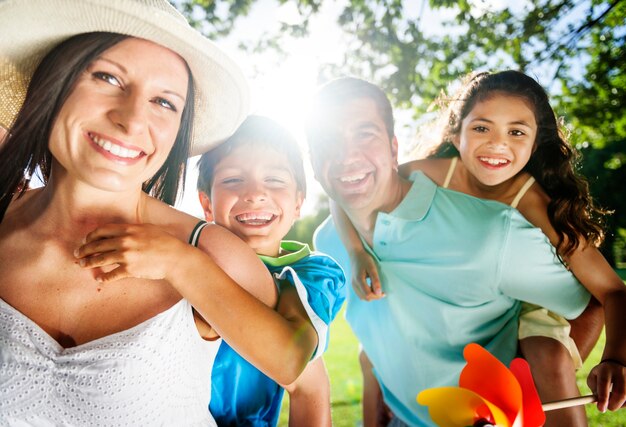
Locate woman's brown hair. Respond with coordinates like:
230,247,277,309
0,32,195,221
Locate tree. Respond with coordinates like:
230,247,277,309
174,0,626,263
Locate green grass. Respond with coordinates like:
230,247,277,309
278,311,626,427
577,331,626,426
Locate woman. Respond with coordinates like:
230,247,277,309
0,0,313,424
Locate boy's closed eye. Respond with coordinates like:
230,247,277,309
221,177,244,185
264,174,292,187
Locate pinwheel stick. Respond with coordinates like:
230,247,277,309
542,394,596,411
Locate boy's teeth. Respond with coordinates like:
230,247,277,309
236,213,275,224
92,134,141,159
340,173,366,183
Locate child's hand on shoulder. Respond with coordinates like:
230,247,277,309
74,223,191,283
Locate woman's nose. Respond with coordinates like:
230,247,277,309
108,94,148,135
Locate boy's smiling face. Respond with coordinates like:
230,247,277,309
201,143,303,257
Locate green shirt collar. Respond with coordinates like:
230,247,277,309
258,240,311,267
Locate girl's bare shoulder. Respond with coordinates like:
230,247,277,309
517,174,550,212
515,176,555,237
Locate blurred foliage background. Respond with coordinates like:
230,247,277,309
174,0,625,265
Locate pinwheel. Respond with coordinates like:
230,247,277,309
417,343,595,427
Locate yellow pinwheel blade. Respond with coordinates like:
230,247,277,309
417,386,512,427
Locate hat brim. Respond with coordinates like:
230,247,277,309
0,0,250,156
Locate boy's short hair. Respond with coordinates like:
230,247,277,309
197,115,307,197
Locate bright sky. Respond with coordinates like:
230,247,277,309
178,0,441,218
178,0,352,218
175,0,581,218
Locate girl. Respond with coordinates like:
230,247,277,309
333,70,626,426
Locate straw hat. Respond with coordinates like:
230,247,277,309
0,0,250,156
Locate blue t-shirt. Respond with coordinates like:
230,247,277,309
313,172,590,427
209,241,346,426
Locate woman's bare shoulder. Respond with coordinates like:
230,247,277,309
143,197,206,240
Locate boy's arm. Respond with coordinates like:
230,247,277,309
282,357,331,427
329,201,383,301
76,223,315,385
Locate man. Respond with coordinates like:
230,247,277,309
306,77,590,426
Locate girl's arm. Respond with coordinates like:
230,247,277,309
398,158,450,185
282,357,332,427
329,200,383,301
518,189,626,412
75,223,317,386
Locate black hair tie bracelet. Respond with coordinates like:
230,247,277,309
601,358,626,368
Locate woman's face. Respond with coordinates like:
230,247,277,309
49,37,188,192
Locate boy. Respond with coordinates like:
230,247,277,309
197,115,346,426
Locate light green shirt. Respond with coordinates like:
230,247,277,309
314,171,590,426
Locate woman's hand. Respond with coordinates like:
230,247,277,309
74,223,190,283
350,251,384,301
587,359,626,412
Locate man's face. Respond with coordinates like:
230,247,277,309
310,97,399,214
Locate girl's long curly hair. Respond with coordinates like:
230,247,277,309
423,70,607,256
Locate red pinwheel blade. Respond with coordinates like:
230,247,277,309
509,358,545,427
460,344,523,423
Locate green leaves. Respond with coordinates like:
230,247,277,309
175,0,626,262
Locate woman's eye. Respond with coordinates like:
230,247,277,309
92,72,121,87
510,129,525,136
153,97,177,112
472,126,488,133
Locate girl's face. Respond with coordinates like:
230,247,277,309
49,37,188,192
454,93,537,187
205,144,304,257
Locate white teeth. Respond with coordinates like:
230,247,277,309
479,157,509,165
236,212,275,225
91,134,141,159
339,173,366,183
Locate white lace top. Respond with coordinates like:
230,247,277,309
0,297,220,426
